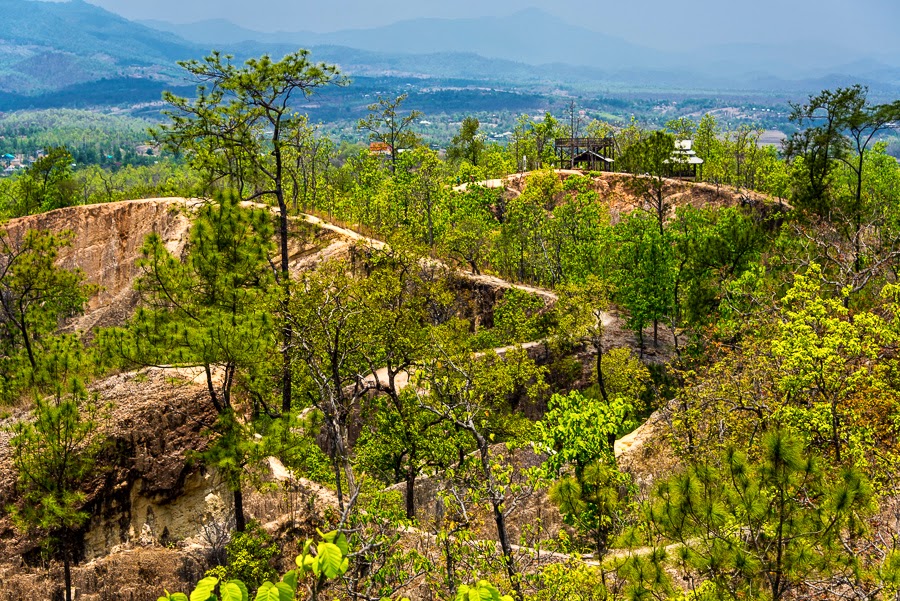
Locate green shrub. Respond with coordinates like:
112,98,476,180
205,521,278,592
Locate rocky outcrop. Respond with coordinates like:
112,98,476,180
0,196,670,598
0,365,333,600
81,368,224,560
0,368,219,561
5,199,195,334
2,198,353,335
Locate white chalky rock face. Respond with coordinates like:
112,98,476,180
4,198,194,333
84,470,232,560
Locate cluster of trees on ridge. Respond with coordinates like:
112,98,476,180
2,49,900,601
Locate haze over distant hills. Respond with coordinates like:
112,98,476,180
0,0,898,109
143,8,900,83
0,0,193,94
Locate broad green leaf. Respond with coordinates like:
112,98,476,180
255,582,294,601
332,532,350,556
254,583,274,601
280,570,298,592
221,581,248,601
272,583,294,601
316,542,345,579
190,577,218,601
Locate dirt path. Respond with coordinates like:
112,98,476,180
291,209,560,305
450,169,585,193
243,200,665,464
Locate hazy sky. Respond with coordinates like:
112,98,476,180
84,0,900,51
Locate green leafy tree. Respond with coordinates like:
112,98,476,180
9,389,106,601
550,462,628,561
694,113,720,181
536,388,640,562
351,243,458,519
645,430,874,601
285,115,336,212
668,205,765,335
771,266,888,463
448,116,485,167
494,170,560,284
0,228,95,401
786,86,900,298
101,194,276,531
620,130,676,234
356,388,459,519
537,390,623,476
11,146,79,216
154,50,343,415
785,86,897,216
508,113,561,170
535,379,649,566
357,93,422,173
439,185,498,275
289,259,372,512
665,117,696,139
608,212,673,349
530,112,560,169
418,338,547,600
391,147,448,245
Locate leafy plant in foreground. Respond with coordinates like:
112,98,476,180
159,531,350,601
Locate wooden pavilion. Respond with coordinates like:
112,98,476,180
554,137,616,171
665,140,704,178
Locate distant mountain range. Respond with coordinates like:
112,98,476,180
142,9,900,86
143,9,664,71
0,0,897,109
0,0,194,94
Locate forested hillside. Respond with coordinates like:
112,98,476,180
1,50,900,601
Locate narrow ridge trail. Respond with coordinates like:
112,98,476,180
294,210,559,303
291,208,660,461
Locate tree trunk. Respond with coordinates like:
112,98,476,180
490,498,521,600
274,130,293,416
595,337,608,402
832,398,842,463
405,468,416,520
443,535,457,596
234,488,246,533
330,439,344,511
476,436,522,600
279,201,292,415
63,550,72,601
16,315,37,370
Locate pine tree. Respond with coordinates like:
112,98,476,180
9,368,105,601
101,193,276,531
646,430,873,601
